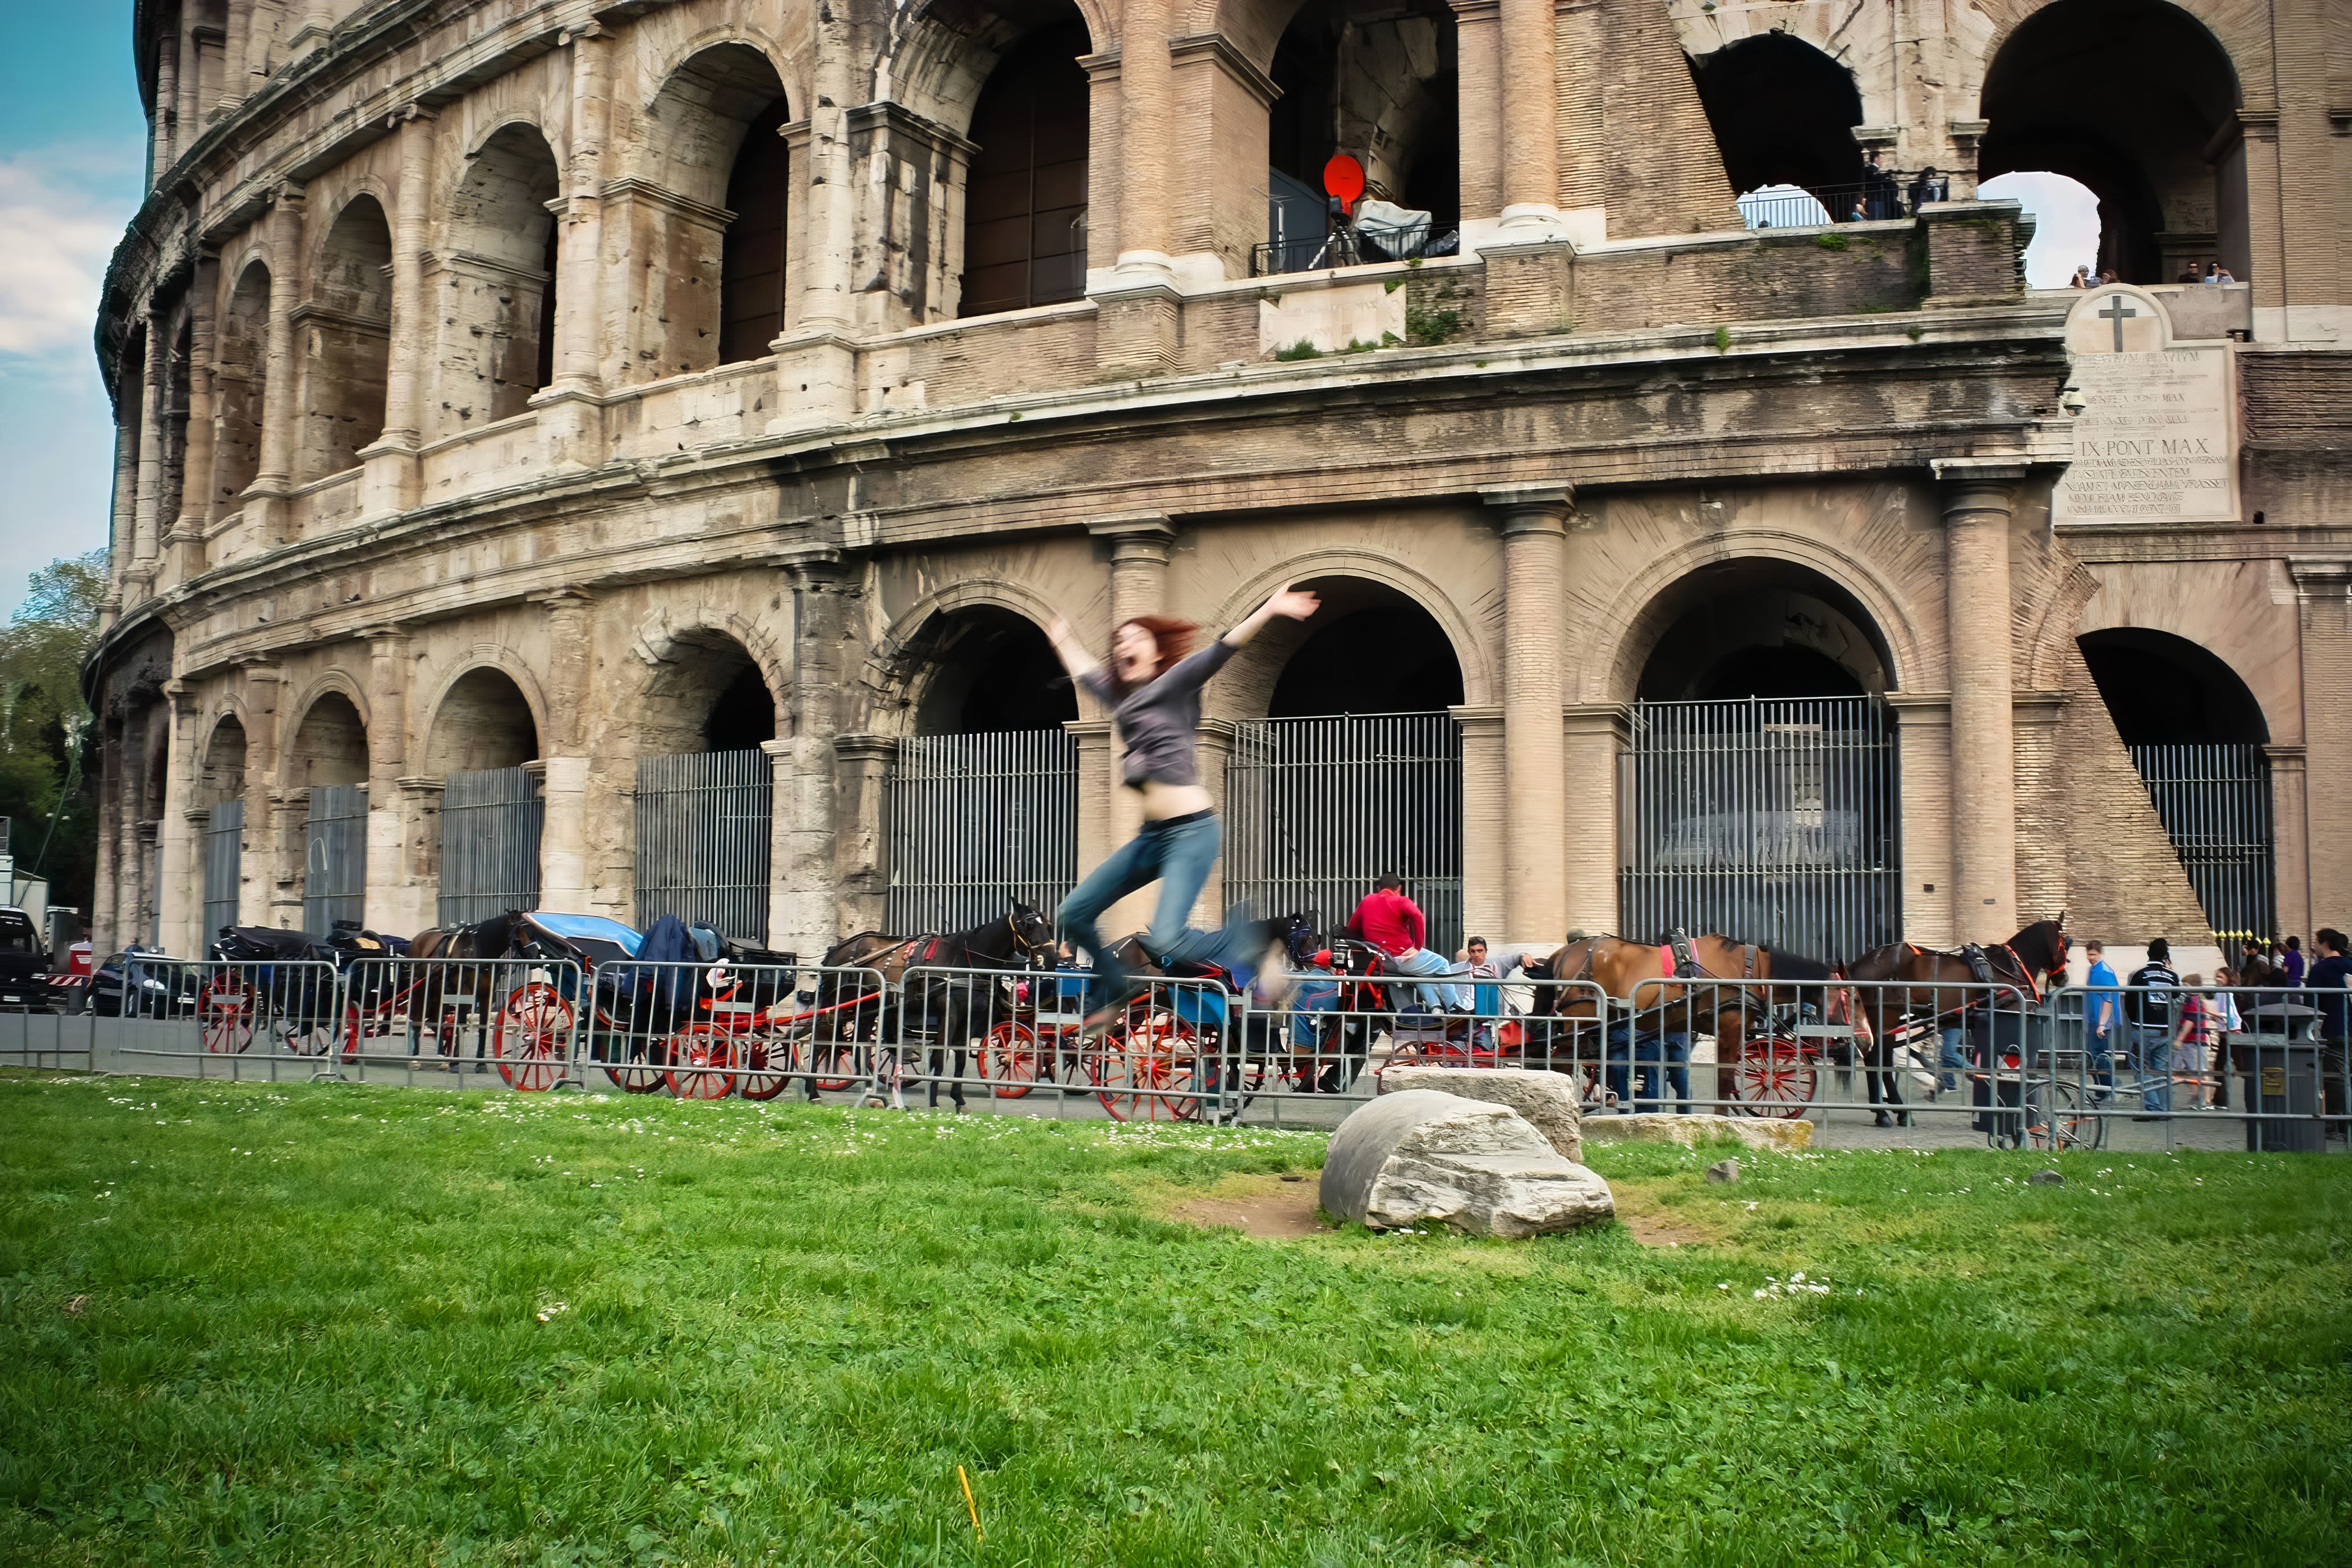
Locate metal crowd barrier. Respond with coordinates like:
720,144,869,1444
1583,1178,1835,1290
7,949,2344,1152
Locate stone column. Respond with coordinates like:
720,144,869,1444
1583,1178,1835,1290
1193,717,1238,926
239,661,285,929
530,24,610,471
1561,704,1625,937
399,777,446,929
359,105,434,520
773,560,847,957
1888,692,1955,947
2012,690,2068,929
2267,743,2309,941
151,31,180,176
363,627,419,934
249,182,305,543
770,14,859,432
832,735,897,938
169,249,220,580
1452,705,1506,941
1934,463,2022,940
2290,558,2352,920
1116,0,1174,267
1498,0,1559,217
1065,718,1117,920
242,1,286,102
534,591,594,913
130,307,171,594
158,681,203,955
1088,514,1174,930
91,726,122,950
1483,486,1570,940
1448,0,1503,224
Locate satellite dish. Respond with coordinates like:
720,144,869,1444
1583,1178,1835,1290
1322,153,1365,213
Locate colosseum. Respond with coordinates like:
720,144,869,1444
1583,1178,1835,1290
87,0,2351,975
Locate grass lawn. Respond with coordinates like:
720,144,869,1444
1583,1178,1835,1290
1,1072,2346,1566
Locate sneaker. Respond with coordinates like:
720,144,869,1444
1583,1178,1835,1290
1252,939,1294,1009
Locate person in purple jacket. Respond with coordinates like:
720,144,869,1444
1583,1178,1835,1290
1045,585,1320,1034
2282,934,2305,987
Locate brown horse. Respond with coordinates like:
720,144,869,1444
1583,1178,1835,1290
400,911,523,1063
1842,917,2071,1126
1526,933,1838,1110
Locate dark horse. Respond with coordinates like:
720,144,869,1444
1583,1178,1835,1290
1842,917,2071,1126
401,912,524,1063
1522,932,1837,1110
815,900,1055,1109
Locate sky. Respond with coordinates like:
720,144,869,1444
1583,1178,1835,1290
0,13,2103,621
0,10,144,621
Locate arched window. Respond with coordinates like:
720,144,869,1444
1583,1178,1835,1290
425,668,540,774
215,262,270,505
440,125,560,429
959,23,1091,317
1981,0,2243,285
721,97,794,364
299,195,393,480
1687,33,1865,227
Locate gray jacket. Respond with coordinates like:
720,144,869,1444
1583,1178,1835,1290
1079,639,1237,787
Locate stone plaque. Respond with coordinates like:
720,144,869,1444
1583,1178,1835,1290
2052,287,2238,524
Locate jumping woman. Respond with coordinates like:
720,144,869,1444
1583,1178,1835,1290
1046,585,1321,1034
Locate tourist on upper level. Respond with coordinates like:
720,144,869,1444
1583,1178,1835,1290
2071,266,2093,289
1907,166,1948,210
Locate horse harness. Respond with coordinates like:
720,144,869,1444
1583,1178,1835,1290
1662,929,1758,982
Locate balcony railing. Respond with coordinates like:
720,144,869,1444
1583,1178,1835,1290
1737,179,1945,230
1252,219,1451,277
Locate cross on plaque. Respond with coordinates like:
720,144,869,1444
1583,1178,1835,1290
2098,294,2138,352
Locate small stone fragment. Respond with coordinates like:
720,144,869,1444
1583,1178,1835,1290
2029,1169,2065,1186
1705,1157,1740,1185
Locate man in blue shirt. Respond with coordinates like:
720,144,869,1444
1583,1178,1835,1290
2082,940,2120,1102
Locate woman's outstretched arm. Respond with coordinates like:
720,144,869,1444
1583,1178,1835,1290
1220,586,1321,648
1044,615,1102,682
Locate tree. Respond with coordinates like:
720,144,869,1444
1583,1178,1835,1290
1,551,108,913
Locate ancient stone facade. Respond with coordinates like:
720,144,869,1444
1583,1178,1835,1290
88,0,2352,968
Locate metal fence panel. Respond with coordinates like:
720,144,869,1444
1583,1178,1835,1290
2126,744,2275,945
1618,696,1901,965
302,783,368,934
438,767,543,926
886,730,1077,935
202,800,243,942
1223,712,1463,955
635,749,773,942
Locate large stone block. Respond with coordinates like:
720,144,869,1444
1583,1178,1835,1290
1376,1065,1583,1162
1579,1112,1814,1152
1321,1089,1615,1238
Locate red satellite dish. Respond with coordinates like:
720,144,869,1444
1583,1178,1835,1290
1322,153,1365,211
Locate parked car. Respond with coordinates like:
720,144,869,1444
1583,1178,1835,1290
0,907,50,1010
87,946,203,1018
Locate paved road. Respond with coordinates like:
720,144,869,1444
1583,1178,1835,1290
3,1009,2336,1157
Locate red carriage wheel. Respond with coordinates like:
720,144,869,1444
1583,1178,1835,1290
665,1025,740,1100
198,973,258,1054
1092,1011,1202,1122
1733,1034,1817,1119
735,1031,791,1101
981,1020,1042,1099
493,982,575,1092
794,1035,856,1093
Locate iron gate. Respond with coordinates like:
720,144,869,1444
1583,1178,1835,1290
438,766,543,925
302,783,367,933
1224,712,1463,953
886,729,1077,935
1618,696,1901,964
635,749,773,941
2127,744,2275,943
201,800,242,942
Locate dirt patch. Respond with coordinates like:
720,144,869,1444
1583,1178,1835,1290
1166,1172,1330,1239
1610,1178,1731,1248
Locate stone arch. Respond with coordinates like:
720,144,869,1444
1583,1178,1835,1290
1686,31,1865,210
1202,549,1496,713
868,578,1079,736
438,120,562,429
200,711,249,805
286,689,370,790
215,259,271,505
887,0,1110,129
957,12,1094,317
2077,627,2268,745
421,660,545,775
634,614,790,755
1267,0,1460,241
1588,530,1929,707
1976,0,2249,282
297,193,393,480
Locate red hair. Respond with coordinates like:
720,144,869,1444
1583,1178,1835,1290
1111,616,1199,691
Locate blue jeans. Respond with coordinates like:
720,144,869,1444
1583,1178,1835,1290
1607,1026,1691,1113
1939,1026,1966,1091
2082,1018,2115,1100
1055,813,1235,1009
2131,1025,2173,1112
1387,947,1468,1013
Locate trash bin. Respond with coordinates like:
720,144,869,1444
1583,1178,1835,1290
2248,1038,2323,1154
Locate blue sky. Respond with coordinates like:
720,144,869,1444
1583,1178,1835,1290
0,10,144,620
0,14,2100,621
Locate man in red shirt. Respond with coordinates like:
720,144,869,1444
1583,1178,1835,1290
1346,874,1465,1013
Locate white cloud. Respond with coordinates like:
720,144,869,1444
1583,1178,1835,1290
0,151,137,363
1981,171,2102,289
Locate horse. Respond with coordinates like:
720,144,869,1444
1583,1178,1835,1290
1841,917,2072,1126
1521,932,1838,1111
815,900,1056,1109
400,911,524,1064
